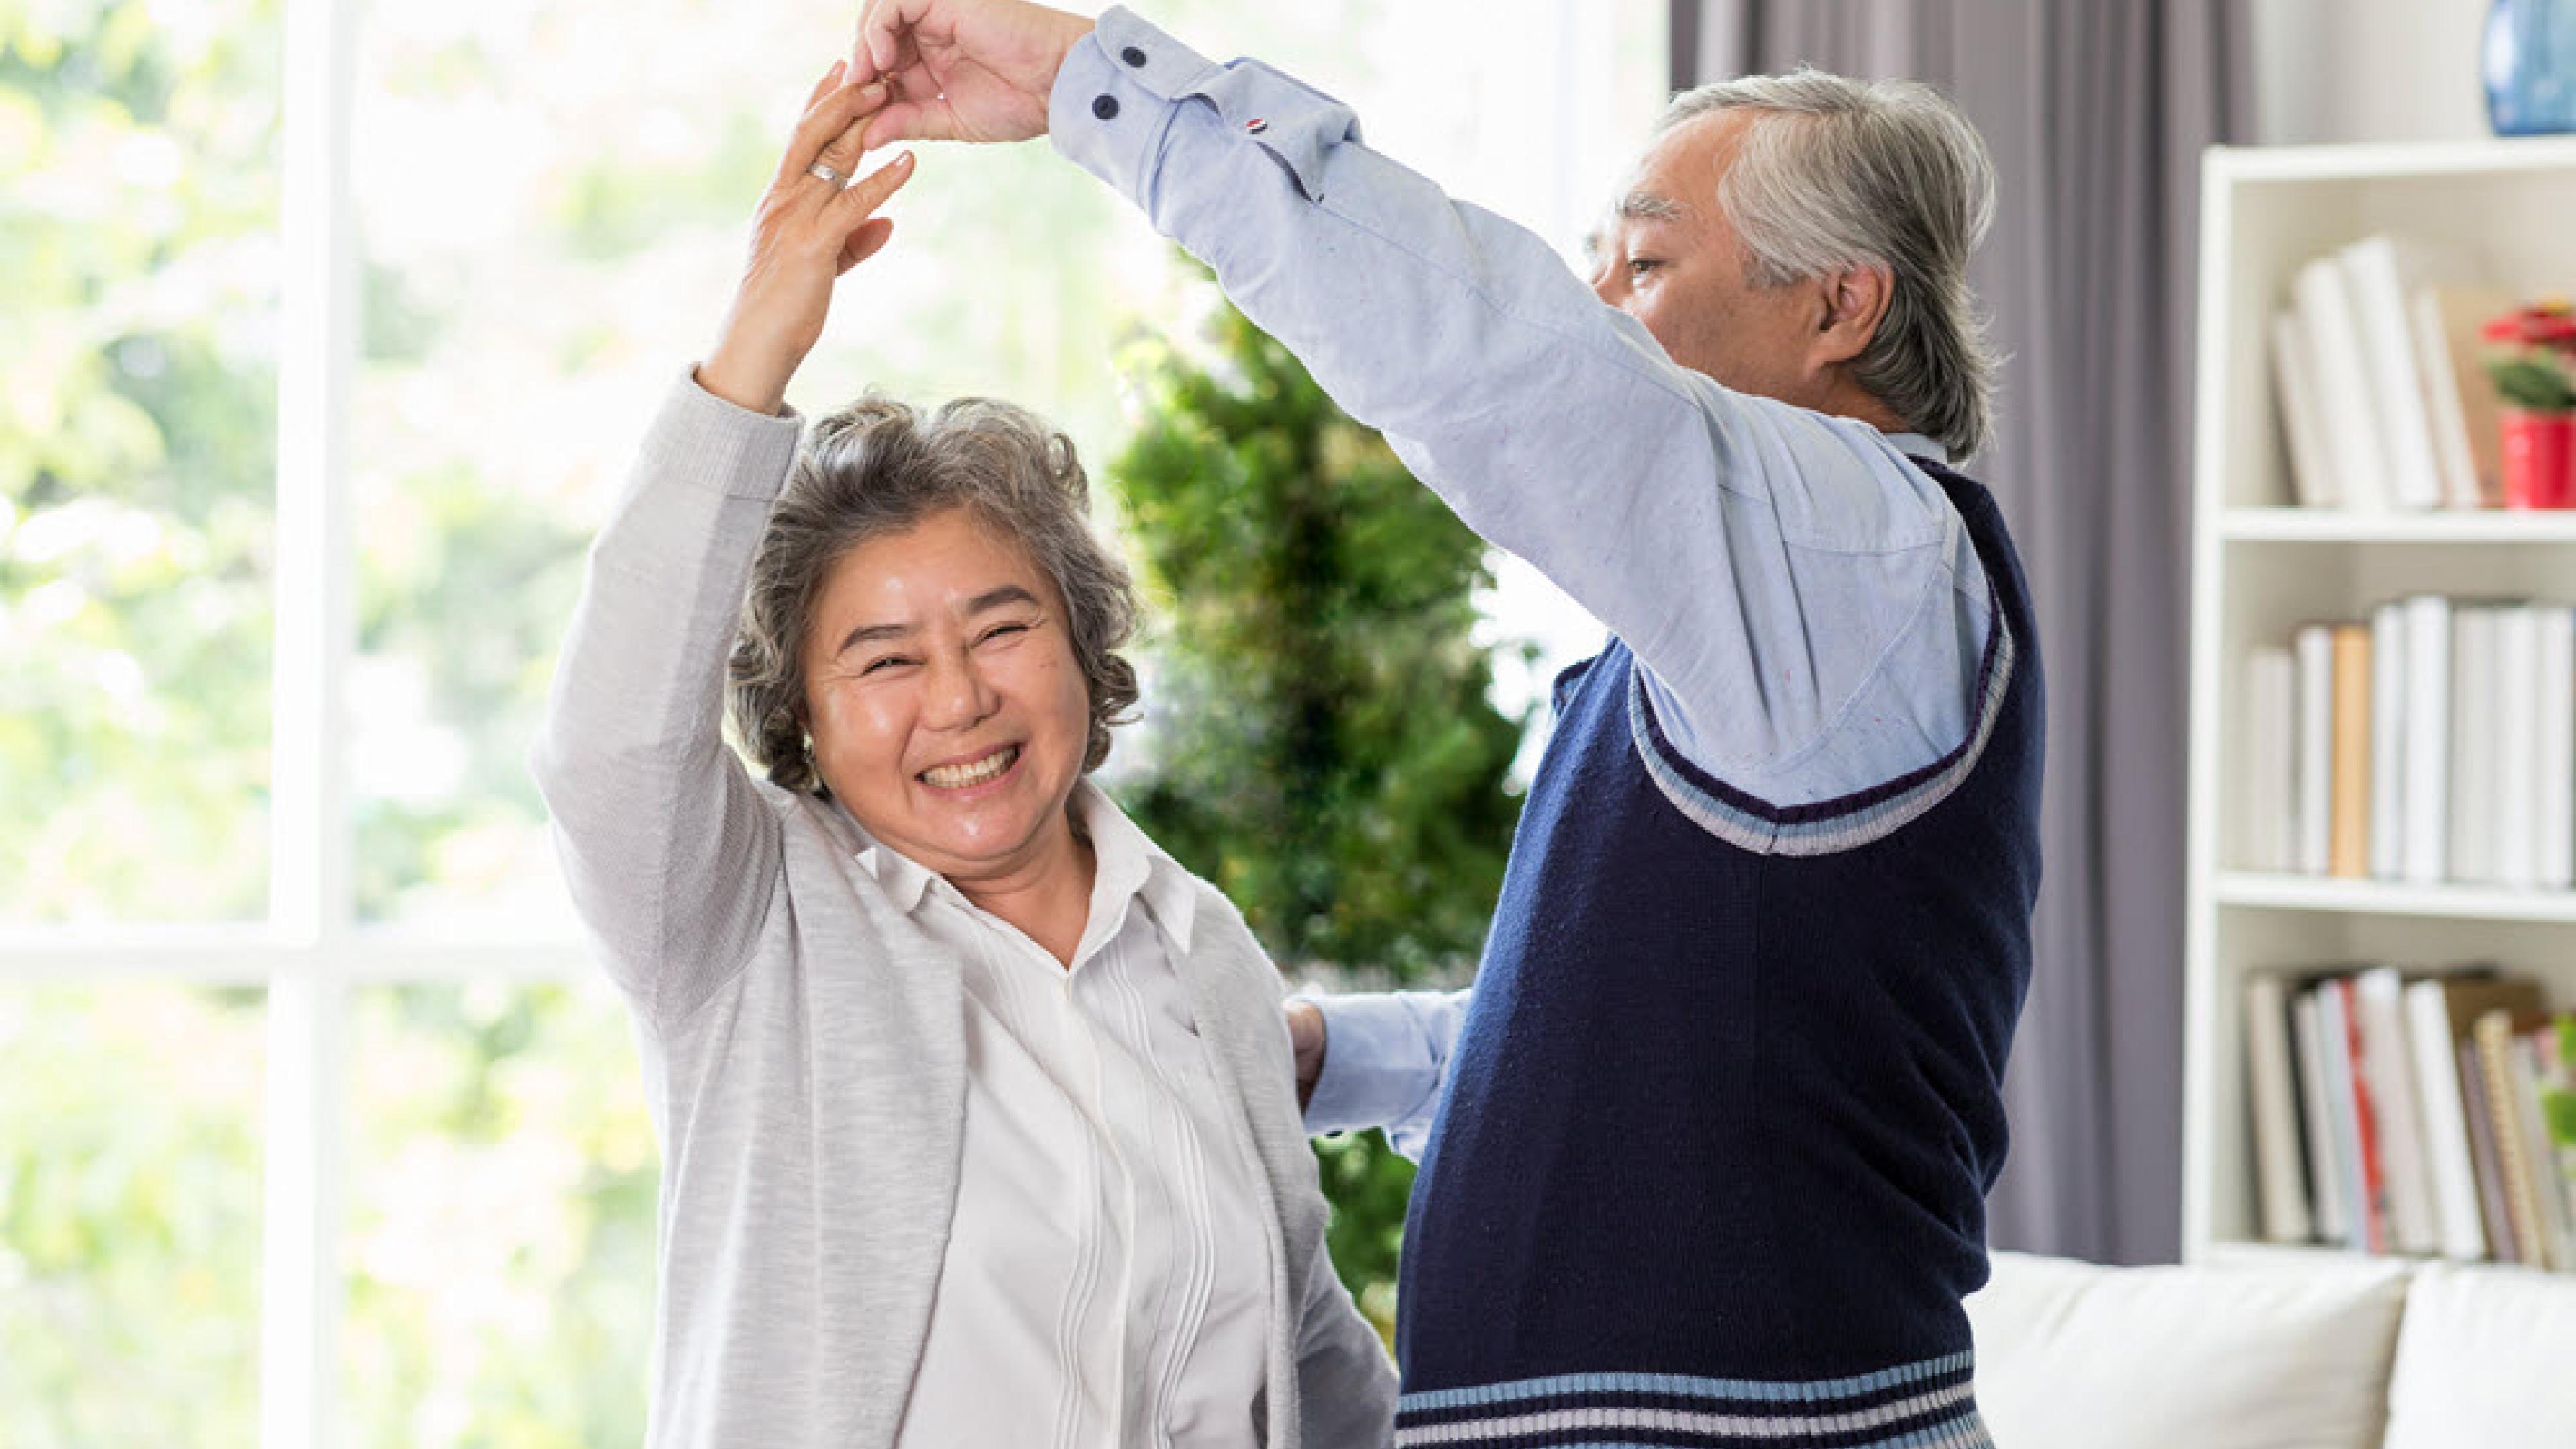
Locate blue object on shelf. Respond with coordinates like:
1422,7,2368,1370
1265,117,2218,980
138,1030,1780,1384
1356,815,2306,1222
2489,0,2576,136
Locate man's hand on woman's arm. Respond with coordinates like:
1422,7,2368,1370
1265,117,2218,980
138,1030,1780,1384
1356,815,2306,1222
1287,999,1327,1111
1291,990,1470,1160
698,60,916,416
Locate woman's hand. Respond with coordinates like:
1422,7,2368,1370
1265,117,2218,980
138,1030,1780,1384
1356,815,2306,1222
700,62,918,417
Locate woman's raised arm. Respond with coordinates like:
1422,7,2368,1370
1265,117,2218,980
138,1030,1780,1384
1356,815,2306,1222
531,66,915,1024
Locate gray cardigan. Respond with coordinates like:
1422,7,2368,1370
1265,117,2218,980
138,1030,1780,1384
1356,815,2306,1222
529,372,1397,1449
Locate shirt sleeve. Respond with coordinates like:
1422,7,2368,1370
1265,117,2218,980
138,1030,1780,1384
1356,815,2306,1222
1051,8,1992,804
1296,987,1470,1161
527,368,797,1025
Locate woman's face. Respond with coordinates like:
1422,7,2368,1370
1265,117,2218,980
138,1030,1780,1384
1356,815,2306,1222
800,506,1093,886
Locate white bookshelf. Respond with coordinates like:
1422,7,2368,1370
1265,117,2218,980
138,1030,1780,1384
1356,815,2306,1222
2182,138,2576,1264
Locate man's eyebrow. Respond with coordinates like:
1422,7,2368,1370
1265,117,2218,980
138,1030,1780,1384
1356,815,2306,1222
1615,191,1687,224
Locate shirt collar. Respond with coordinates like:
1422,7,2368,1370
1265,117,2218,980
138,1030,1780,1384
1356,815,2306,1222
841,782,1199,954
1070,782,1199,955
847,815,941,915
1881,428,1951,465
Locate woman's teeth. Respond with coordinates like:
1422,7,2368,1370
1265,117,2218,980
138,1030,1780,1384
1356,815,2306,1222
921,745,1019,789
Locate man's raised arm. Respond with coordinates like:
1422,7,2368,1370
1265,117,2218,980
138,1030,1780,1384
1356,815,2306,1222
853,1,1986,801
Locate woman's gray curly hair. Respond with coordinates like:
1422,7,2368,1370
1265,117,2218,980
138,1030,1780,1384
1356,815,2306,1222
727,394,1141,795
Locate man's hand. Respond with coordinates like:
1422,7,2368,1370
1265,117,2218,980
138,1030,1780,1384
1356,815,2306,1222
847,0,1095,150
1287,999,1326,1112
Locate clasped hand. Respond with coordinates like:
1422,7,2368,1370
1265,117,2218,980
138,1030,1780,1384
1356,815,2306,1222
700,62,916,416
703,0,1093,415
846,0,1095,149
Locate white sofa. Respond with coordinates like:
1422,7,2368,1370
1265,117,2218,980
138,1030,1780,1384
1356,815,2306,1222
1965,1250,2576,1448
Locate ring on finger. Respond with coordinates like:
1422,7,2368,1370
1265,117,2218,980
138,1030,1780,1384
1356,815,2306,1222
808,160,848,186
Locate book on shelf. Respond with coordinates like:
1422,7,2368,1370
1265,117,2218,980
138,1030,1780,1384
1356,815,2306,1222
2458,1032,2518,1262
2355,968,2439,1252
2246,647,2298,873
2244,967,2576,1267
2295,625,2335,876
2500,608,2544,888
2271,309,2339,508
2339,235,2457,512
2451,606,2501,885
2269,235,2510,512
2474,1004,2554,1267
2330,624,2374,879
2292,254,2394,512
2498,1012,2576,1268
2541,608,2576,890
2414,284,2518,509
2241,596,2576,890
2245,972,2313,1243
2369,603,2408,880
2404,977,2492,1260
2324,977,2390,1251
2293,988,2352,1245
2401,595,2452,885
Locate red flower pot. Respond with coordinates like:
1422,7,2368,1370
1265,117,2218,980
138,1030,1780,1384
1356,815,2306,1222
2500,407,2576,508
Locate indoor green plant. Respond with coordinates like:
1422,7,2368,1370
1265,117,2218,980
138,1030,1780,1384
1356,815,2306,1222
1109,274,1529,1338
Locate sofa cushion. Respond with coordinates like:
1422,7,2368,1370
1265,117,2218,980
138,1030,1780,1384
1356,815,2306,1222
2381,1260,2576,1449
1964,1250,2411,1449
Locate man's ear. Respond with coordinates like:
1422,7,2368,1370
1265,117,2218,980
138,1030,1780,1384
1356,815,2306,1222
1811,264,1894,370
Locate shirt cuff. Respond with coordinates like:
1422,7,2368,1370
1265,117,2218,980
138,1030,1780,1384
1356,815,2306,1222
659,364,806,502
1049,6,1361,206
1297,988,1444,1136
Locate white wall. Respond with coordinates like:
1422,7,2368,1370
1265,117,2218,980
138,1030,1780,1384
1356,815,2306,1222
2254,0,2490,145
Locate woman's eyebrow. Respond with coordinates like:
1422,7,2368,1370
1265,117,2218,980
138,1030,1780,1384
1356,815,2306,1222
834,586,1038,656
962,584,1040,615
835,619,916,655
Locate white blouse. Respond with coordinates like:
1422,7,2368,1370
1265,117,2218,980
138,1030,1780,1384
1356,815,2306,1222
885,785,1275,1449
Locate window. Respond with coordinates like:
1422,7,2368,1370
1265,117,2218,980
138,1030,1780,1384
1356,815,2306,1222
2,2,1659,1443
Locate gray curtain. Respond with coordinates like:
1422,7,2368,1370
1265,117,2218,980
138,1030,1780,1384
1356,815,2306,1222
1670,1,2253,1265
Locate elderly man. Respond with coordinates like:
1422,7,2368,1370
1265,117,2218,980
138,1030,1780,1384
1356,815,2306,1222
851,4,2043,1444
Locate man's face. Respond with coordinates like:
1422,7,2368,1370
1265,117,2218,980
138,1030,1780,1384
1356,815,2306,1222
1588,109,1831,410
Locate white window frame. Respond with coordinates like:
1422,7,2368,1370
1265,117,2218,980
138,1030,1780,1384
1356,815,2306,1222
0,4,1656,1445
0,6,588,1444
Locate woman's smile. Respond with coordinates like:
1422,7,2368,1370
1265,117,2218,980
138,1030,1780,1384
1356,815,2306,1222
918,741,1024,792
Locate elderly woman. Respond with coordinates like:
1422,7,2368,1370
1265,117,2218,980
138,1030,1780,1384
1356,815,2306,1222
530,65,1394,1449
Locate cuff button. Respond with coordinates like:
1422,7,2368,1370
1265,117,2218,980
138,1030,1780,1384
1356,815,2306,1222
1120,45,1148,67
1091,94,1120,121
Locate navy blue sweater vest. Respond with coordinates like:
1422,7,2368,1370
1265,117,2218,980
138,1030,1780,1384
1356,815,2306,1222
1391,459,2042,1448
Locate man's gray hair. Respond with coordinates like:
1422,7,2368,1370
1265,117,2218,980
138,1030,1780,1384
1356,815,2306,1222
1660,68,1998,458
727,394,1140,795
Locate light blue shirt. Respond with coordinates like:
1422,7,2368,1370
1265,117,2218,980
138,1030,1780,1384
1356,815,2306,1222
1051,9,1996,1151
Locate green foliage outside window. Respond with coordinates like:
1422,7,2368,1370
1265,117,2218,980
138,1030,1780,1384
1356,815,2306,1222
0,986,267,1449
1112,281,1527,1336
1,0,282,925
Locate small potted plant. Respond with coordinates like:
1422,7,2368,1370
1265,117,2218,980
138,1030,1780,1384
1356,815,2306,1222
2482,300,2576,508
